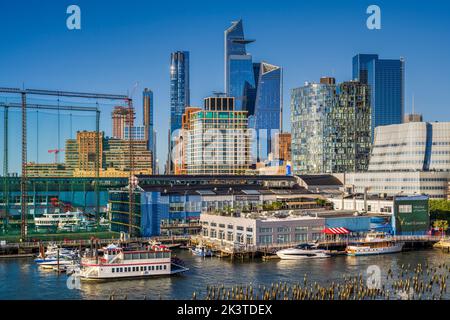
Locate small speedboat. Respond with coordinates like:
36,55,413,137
276,243,330,259
190,246,213,257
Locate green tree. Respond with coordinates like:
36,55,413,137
429,200,450,223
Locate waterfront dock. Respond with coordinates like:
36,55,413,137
188,235,443,260
0,235,192,257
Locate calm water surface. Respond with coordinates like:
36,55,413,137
0,249,449,299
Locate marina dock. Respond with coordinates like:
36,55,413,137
188,235,443,260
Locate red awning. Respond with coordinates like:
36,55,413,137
322,227,351,235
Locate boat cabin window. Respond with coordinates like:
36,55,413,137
164,265,167,270
112,268,115,273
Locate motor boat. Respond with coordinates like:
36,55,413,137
346,232,404,256
190,245,213,257
276,243,330,259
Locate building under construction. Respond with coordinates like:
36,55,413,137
0,86,137,241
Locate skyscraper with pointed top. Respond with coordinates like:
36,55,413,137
224,19,255,110
224,20,282,161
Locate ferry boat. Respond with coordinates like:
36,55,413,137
77,243,189,281
346,232,404,256
276,243,330,259
34,210,85,231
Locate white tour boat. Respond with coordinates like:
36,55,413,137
34,210,85,231
276,243,330,259
77,243,189,281
346,232,404,256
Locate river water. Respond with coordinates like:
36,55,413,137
0,249,449,300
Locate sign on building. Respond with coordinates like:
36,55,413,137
392,195,429,235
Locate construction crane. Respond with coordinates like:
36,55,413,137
0,87,129,241
48,149,65,163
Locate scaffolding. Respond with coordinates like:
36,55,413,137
0,87,132,241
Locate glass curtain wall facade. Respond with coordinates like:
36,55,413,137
291,80,371,174
170,51,190,134
225,19,255,111
291,83,336,174
252,62,282,161
143,88,156,172
352,54,404,139
324,81,371,173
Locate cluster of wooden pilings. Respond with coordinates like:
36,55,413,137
192,262,449,300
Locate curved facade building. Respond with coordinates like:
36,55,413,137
341,122,450,199
369,122,450,172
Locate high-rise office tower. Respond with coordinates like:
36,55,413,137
352,54,405,139
170,51,190,133
169,51,190,173
112,106,135,139
224,20,255,110
291,78,371,174
251,62,282,161
143,88,155,171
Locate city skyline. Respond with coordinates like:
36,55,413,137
1,0,450,173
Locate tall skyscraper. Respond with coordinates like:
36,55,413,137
224,20,255,110
170,51,190,134
112,106,135,139
291,78,371,174
169,51,190,174
251,62,282,161
225,20,282,161
352,54,405,138
143,88,155,172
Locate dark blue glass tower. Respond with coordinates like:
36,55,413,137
252,62,282,161
225,20,255,110
170,51,190,133
352,54,405,139
143,88,155,172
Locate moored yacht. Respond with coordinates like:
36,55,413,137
190,245,213,257
346,232,404,256
276,243,330,259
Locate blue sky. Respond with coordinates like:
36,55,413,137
1,0,450,173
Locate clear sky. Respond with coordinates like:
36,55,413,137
1,0,450,173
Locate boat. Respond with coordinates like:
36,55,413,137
34,243,79,264
346,232,404,256
34,210,86,231
37,258,77,269
76,243,189,281
276,243,330,259
190,245,213,257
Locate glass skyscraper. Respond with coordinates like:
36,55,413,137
224,20,255,110
143,88,155,172
291,78,371,174
252,62,282,161
352,54,405,139
170,51,190,134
